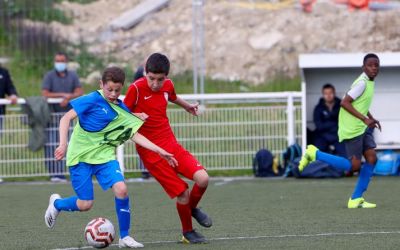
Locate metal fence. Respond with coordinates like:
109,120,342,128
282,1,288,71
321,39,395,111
0,92,305,178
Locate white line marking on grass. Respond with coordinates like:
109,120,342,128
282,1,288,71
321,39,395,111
214,178,235,186
2,176,257,186
51,231,400,250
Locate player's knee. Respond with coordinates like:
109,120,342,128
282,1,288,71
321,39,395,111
197,175,209,188
177,189,190,204
112,182,128,198
78,200,94,211
364,149,377,165
194,170,209,188
351,158,362,171
367,156,377,165
365,154,377,165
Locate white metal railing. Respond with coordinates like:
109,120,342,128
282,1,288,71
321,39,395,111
0,92,305,177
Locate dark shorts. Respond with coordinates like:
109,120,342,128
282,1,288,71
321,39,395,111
343,128,376,160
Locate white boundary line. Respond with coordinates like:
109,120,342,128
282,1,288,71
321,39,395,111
51,231,400,250
0,176,257,186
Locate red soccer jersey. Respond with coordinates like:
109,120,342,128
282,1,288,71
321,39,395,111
124,77,178,145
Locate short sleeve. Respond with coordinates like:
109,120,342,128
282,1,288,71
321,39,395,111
347,81,366,100
42,72,52,90
124,84,139,111
168,80,177,102
70,94,94,117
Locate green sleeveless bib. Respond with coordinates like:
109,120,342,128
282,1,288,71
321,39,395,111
66,91,144,166
338,73,374,142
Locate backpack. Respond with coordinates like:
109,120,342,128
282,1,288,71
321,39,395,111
374,150,400,176
253,149,275,177
282,143,302,177
292,160,344,178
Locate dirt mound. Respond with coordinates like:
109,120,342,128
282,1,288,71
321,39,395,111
52,0,400,84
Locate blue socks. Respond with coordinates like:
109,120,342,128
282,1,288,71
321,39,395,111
352,163,374,199
315,150,375,199
316,150,351,171
115,197,131,239
54,196,79,211
54,196,131,238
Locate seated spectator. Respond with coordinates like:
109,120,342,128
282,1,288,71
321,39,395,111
313,83,345,156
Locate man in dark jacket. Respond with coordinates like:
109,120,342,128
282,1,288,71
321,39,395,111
0,66,18,130
313,84,345,156
0,66,18,111
0,66,18,183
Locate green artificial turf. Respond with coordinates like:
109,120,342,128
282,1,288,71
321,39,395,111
1,177,400,249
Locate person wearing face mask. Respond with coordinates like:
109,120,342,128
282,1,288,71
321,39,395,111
42,52,83,182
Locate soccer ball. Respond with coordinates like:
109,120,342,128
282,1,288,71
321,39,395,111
84,218,115,248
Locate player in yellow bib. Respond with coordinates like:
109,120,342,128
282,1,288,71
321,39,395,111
44,67,177,248
299,54,381,208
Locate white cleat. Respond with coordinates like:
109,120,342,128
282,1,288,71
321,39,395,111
118,236,144,248
44,194,61,228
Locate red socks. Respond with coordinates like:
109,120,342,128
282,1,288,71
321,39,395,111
176,185,207,233
176,202,193,233
189,184,207,209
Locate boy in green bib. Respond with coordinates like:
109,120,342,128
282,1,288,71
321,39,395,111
44,67,177,248
299,53,381,208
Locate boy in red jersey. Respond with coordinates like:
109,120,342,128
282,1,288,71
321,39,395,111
124,53,211,244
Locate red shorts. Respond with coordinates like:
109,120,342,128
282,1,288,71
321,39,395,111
137,143,205,199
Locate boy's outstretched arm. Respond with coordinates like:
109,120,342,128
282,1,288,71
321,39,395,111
171,96,199,116
132,133,178,167
55,109,77,160
341,95,378,129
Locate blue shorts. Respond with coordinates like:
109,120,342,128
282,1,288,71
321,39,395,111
69,160,124,200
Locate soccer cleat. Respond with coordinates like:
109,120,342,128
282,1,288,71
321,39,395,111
118,236,144,248
192,208,212,228
44,193,61,228
298,145,319,172
347,197,377,208
181,230,208,244
306,145,318,161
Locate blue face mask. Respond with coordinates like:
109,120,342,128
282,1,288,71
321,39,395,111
54,62,67,72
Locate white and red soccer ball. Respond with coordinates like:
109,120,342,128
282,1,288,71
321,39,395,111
84,218,115,248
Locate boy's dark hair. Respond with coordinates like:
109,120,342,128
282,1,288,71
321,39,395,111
363,53,379,65
145,53,170,75
322,83,335,91
102,66,125,85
